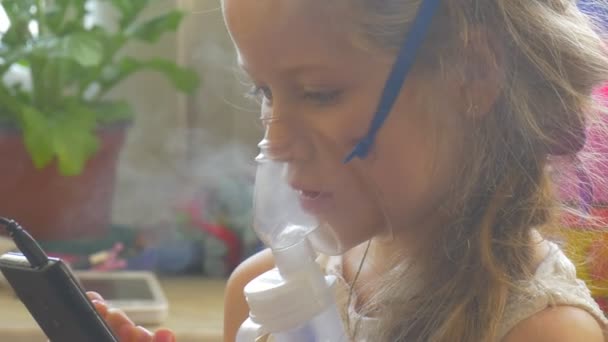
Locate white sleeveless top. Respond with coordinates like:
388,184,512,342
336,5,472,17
317,241,608,341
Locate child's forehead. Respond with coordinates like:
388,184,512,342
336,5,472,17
223,0,337,15
226,0,368,75
224,0,347,38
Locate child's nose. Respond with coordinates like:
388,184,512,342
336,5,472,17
260,119,313,162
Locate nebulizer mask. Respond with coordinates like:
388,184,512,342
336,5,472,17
236,1,441,340
235,116,391,342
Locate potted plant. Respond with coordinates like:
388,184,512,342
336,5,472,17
0,0,200,240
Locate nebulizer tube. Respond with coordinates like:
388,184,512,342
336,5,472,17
236,144,349,341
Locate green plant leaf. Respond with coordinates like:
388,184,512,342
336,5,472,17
1,0,35,48
107,0,131,13
100,57,199,95
90,100,135,124
19,104,100,175
1,0,36,23
6,32,105,68
0,0,196,174
51,104,99,175
19,106,55,169
45,5,65,34
108,0,148,16
52,32,105,67
51,58,87,90
143,59,200,93
126,10,183,43
107,0,150,29
93,58,137,96
2,24,31,49
100,56,140,81
0,79,23,116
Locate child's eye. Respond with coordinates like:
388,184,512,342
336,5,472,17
246,85,273,104
303,90,342,105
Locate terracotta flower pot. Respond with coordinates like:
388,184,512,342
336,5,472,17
0,122,130,241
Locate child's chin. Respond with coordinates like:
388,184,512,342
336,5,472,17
308,225,344,255
307,224,365,256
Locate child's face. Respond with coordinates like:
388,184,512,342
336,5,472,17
224,0,467,252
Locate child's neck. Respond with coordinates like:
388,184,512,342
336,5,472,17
363,211,451,272
340,215,444,309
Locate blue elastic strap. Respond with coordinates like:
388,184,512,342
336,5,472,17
343,0,442,163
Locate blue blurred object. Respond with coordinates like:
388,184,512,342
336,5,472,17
579,0,608,29
126,238,203,274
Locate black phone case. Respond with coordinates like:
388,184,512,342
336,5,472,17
0,252,118,342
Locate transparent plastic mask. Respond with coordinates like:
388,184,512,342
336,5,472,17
252,115,392,256
253,157,318,250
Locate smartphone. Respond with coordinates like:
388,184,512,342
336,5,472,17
75,270,169,325
0,252,118,342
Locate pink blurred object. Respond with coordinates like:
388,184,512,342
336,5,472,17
557,85,608,205
50,242,127,271
586,84,608,203
91,243,127,271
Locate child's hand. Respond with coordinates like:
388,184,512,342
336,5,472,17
87,291,176,342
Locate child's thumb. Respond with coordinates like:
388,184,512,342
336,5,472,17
152,328,176,342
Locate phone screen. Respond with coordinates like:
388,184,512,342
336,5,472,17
79,278,155,301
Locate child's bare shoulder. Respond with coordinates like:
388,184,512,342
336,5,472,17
502,305,604,342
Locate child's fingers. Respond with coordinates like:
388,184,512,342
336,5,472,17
87,291,104,301
152,328,176,342
117,323,134,341
88,291,110,319
85,294,158,342
92,299,109,318
117,324,154,342
133,325,154,342
106,307,136,339
107,307,134,326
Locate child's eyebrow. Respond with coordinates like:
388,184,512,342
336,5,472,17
279,64,337,77
241,49,335,69
237,56,344,85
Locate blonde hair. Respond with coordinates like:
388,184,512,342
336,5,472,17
341,0,608,341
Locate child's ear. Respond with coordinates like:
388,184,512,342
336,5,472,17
457,27,505,119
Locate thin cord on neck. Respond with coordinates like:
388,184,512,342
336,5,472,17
345,238,372,340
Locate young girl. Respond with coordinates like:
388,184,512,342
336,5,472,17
93,0,608,341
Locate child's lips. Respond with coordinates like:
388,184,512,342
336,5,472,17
292,187,334,214
297,189,323,199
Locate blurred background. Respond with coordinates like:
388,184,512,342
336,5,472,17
0,0,263,279
0,1,261,339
